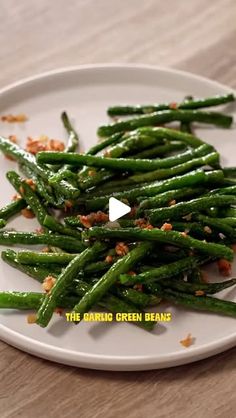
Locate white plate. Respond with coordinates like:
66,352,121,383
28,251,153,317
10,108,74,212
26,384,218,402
0,64,236,371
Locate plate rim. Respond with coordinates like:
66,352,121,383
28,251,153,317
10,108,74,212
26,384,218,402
0,63,235,370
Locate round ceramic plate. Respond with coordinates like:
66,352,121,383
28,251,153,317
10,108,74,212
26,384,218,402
0,65,235,371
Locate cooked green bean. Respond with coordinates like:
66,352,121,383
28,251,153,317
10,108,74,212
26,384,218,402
1,249,60,282
161,278,236,295
36,242,106,327
107,93,235,116
120,256,202,284
146,284,236,318
0,198,27,220
37,144,214,173
111,151,219,187
16,251,78,265
83,170,223,210
98,109,233,137
147,195,236,224
138,187,206,213
0,291,79,310
132,141,186,159
0,231,85,252
83,227,233,260
72,242,153,320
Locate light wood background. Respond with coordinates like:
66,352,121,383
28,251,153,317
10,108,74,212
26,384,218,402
0,1,236,417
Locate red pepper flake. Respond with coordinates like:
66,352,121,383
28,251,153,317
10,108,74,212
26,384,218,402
195,290,205,296
12,193,21,201
42,275,56,293
161,222,173,231
105,255,113,264
1,113,28,123
27,313,37,324
217,259,232,277
24,178,36,191
54,307,63,316
8,135,18,143
115,242,129,256
25,135,64,154
79,215,92,228
128,271,137,276
21,208,35,219
180,333,194,348
169,102,178,110
65,200,73,209
19,186,25,195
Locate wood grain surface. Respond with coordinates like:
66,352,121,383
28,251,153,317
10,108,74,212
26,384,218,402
0,1,236,417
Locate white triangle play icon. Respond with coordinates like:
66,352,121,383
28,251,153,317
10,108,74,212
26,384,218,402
109,197,131,222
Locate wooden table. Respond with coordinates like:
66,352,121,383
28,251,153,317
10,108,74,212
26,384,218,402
0,1,236,417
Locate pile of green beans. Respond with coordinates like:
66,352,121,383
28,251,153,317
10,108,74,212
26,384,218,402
0,94,236,332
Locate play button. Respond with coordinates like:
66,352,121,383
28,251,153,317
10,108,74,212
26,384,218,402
109,197,131,222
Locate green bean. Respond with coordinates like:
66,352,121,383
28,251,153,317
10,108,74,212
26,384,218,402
16,251,78,265
83,227,233,261
112,151,219,187
15,251,113,275
43,215,81,239
83,170,224,210
120,256,201,284
98,109,233,137
161,278,236,295
0,291,79,310
146,284,236,318
207,185,236,196
132,141,186,159
138,187,206,213
37,144,214,173
146,195,236,224
76,280,155,331
77,132,166,190
36,242,106,327
131,127,207,148
64,216,82,228
1,249,60,282
0,136,79,200
72,242,153,320
61,111,79,153
195,214,236,240
107,93,235,116
7,171,49,225
0,198,27,221
0,231,85,252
